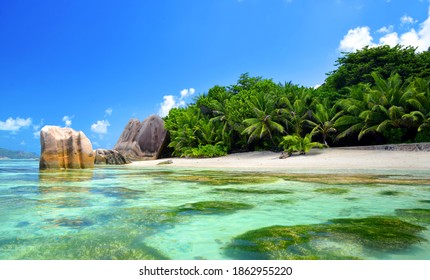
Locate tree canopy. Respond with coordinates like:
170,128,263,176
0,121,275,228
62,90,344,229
163,46,430,158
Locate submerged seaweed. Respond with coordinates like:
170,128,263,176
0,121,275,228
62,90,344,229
224,217,427,260
176,201,254,215
378,190,403,196
395,208,430,225
314,188,349,195
213,188,293,195
2,234,168,260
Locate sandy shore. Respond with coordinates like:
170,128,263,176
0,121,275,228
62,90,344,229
130,148,430,172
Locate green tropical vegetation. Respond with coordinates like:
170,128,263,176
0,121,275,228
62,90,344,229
164,45,430,157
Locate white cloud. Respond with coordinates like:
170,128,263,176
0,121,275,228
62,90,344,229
158,88,196,117
62,115,73,127
379,32,399,47
105,108,113,116
20,140,26,146
401,15,417,25
339,8,430,52
91,120,110,134
0,117,32,131
180,88,196,99
159,95,177,118
32,119,44,139
339,26,374,52
377,25,393,34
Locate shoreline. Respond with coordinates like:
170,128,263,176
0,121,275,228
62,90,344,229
129,147,430,172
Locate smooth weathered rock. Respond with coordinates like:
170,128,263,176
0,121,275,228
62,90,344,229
94,149,131,165
39,126,94,169
114,115,168,160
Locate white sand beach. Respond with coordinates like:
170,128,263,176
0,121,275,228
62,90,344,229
130,148,430,171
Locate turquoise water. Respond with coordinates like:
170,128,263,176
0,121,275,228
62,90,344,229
1,159,430,260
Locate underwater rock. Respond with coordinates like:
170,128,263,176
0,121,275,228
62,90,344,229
39,126,94,169
114,115,168,160
94,149,131,165
176,201,254,215
224,216,426,260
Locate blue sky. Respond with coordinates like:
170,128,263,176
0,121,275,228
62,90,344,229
1,0,429,153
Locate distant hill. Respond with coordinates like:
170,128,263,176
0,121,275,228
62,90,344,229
0,148,39,159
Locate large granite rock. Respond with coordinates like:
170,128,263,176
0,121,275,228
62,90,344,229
94,149,131,165
39,126,94,169
114,115,168,160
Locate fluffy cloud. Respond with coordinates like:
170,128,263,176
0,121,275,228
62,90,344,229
339,26,374,52
158,95,176,118
62,115,73,127
180,88,196,99
32,119,44,139
105,108,113,116
380,32,399,47
401,15,417,25
158,88,196,117
377,25,394,34
91,120,110,134
339,8,430,52
0,117,32,131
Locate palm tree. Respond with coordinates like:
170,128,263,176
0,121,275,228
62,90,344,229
279,129,326,156
335,73,420,143
357,73,415,140
306,100,342,145
403,77,430,133
279,88,314,135
242,93,285,145
166,106,201,156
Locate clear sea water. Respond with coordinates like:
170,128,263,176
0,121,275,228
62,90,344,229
1,159,429,260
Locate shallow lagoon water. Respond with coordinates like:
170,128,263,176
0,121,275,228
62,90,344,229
0,159,429,260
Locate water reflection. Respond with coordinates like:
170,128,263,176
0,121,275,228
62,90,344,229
39,169,94,183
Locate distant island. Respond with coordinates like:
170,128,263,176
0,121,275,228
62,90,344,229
0,148,39,160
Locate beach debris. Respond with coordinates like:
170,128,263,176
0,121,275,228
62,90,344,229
157,160,173,165
114,115,168,160
39,126,94,169
279,151,290,159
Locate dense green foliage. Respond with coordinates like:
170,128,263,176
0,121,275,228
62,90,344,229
322,45,430,95
164,46,430,157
